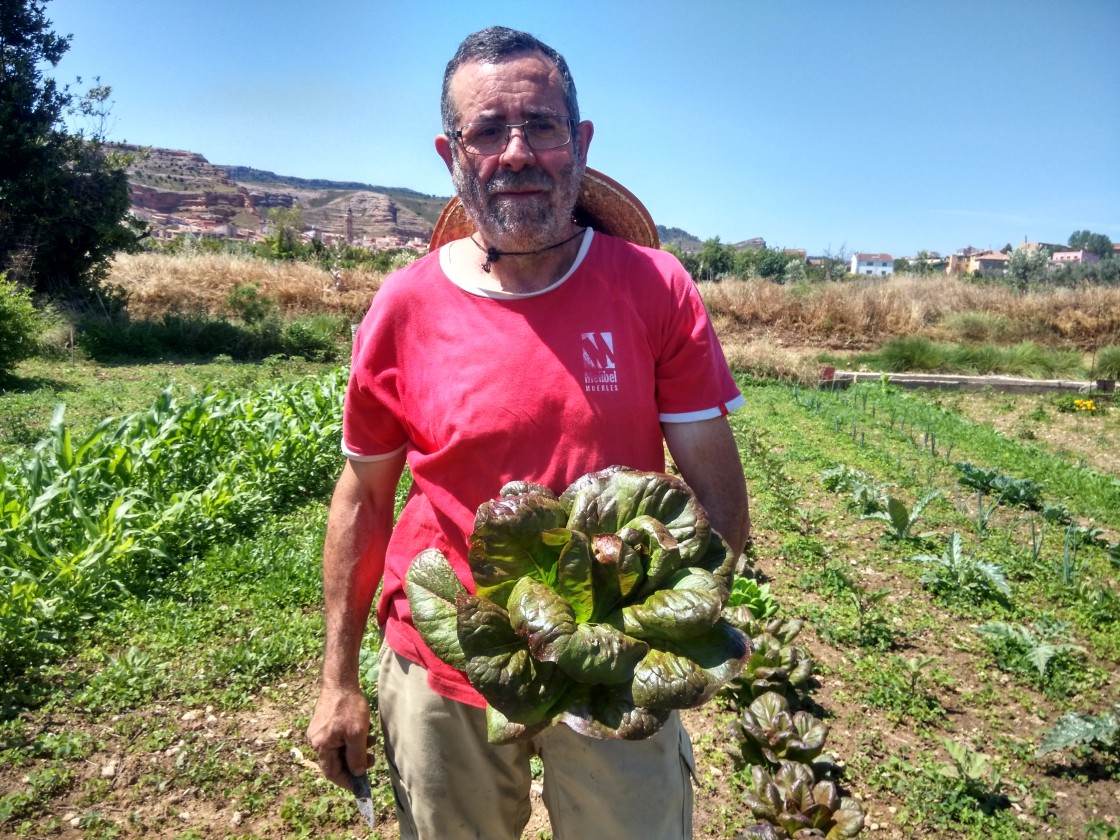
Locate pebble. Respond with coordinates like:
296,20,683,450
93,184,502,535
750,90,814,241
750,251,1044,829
231,811,243,826
181,710,201,722
100,761,117,778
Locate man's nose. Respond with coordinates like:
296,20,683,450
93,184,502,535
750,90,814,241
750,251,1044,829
499,128,536,170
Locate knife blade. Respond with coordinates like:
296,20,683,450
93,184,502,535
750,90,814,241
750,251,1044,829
341,749,376,830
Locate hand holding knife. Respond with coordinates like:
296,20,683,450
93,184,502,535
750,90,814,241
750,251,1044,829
341,748,376,830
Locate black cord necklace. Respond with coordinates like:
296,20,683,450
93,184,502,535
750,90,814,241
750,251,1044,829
469,228,585,273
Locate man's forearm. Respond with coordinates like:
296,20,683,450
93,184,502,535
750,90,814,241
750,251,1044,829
662,417,751,556
319,457,402,688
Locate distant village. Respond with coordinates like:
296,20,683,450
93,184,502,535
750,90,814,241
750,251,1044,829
843,242,1119,277
134,203,430,254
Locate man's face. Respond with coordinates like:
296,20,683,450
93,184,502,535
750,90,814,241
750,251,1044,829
442,53,590,251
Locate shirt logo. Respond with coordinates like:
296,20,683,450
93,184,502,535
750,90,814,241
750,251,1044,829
582,332,619,393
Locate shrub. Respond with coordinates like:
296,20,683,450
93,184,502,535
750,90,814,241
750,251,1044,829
0,274,45,378
1095,345,1120,380
282,315,345,362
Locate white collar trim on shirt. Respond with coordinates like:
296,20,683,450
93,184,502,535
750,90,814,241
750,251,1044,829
439,228,594,299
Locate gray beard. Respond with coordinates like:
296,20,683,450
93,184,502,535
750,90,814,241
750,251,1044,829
452,155,584,253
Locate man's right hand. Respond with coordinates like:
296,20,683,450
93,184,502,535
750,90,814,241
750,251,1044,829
306,684,374,789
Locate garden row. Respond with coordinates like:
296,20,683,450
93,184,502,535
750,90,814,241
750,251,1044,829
725,380,1120,836
0,371,346,700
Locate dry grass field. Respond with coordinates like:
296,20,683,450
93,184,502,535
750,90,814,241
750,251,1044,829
108,253,1120,375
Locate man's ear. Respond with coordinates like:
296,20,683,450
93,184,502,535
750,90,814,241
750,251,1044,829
435,134,454,171
575,120,594,164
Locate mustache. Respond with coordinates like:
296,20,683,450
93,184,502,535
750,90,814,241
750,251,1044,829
485,170,554,193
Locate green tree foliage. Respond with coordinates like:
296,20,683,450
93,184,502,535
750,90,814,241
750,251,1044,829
1006,246,1051,289
264,206,307,261
0,272,44,378
0,0,144,300
697,236,735,281
1068,230,1113,259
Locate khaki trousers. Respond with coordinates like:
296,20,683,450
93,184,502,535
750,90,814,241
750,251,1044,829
377,647,696,840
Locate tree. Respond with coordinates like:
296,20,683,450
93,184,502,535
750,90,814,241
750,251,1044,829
1006,246,1051,289
1067,230,1113,259
696,236,735,281
0,0,143,300
264,206,307,261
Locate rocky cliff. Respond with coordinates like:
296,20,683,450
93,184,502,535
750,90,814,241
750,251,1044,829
124,146,438,246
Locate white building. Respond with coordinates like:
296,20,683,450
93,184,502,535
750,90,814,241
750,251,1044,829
850,253,894,276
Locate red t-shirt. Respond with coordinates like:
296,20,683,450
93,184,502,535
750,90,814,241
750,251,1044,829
343,229,743,705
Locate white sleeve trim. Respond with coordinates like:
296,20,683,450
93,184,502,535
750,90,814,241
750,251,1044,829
659,394,746,423
341,442,407,462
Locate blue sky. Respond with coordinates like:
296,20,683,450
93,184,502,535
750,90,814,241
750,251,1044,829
46,0,1119,258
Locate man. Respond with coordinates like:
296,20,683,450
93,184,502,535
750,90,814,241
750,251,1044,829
307,26,750,840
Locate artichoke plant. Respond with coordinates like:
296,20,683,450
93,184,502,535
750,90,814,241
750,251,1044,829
741,761,865,839
729,692,829,770
406,466,751,743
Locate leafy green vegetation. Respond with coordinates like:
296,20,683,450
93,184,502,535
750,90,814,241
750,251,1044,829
0,371,346,693
1,367,1117,838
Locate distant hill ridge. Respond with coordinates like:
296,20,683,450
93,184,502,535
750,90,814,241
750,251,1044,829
219,165,442,201
125,145,703,248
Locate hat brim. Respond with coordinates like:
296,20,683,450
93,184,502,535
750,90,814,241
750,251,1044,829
428,167,659,252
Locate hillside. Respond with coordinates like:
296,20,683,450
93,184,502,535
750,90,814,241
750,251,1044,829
123,145,704,250
123,146,438,247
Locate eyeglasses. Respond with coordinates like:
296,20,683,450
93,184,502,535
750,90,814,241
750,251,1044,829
454,117,574,156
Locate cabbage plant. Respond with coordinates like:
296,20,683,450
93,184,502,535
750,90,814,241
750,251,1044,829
406,466,750,742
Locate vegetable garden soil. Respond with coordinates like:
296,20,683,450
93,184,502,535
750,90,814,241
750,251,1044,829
2,373,1119,839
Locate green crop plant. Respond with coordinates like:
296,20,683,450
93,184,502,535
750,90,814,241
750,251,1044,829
722,616,814,707
860,490,941,542
1037,705,1120,762
819,464,886,514
955,462,1043,510
973,620,1087,696
854,654,944,725
729,693,829,771
0,371,345,683
937,738,1004,809
914,532,1011,607
406,467,747,741
725,577,780,622
737,760,865,839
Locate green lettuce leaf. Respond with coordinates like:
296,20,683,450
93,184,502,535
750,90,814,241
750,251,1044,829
508,576,648,684
560,466,711,564
404,548,469,671
591,533,645,610
631,620,750,708
620,515,684,601
457,593,568,725
558,684,671,741
553,529,596,623
468,493,570,607
620,567,724,642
